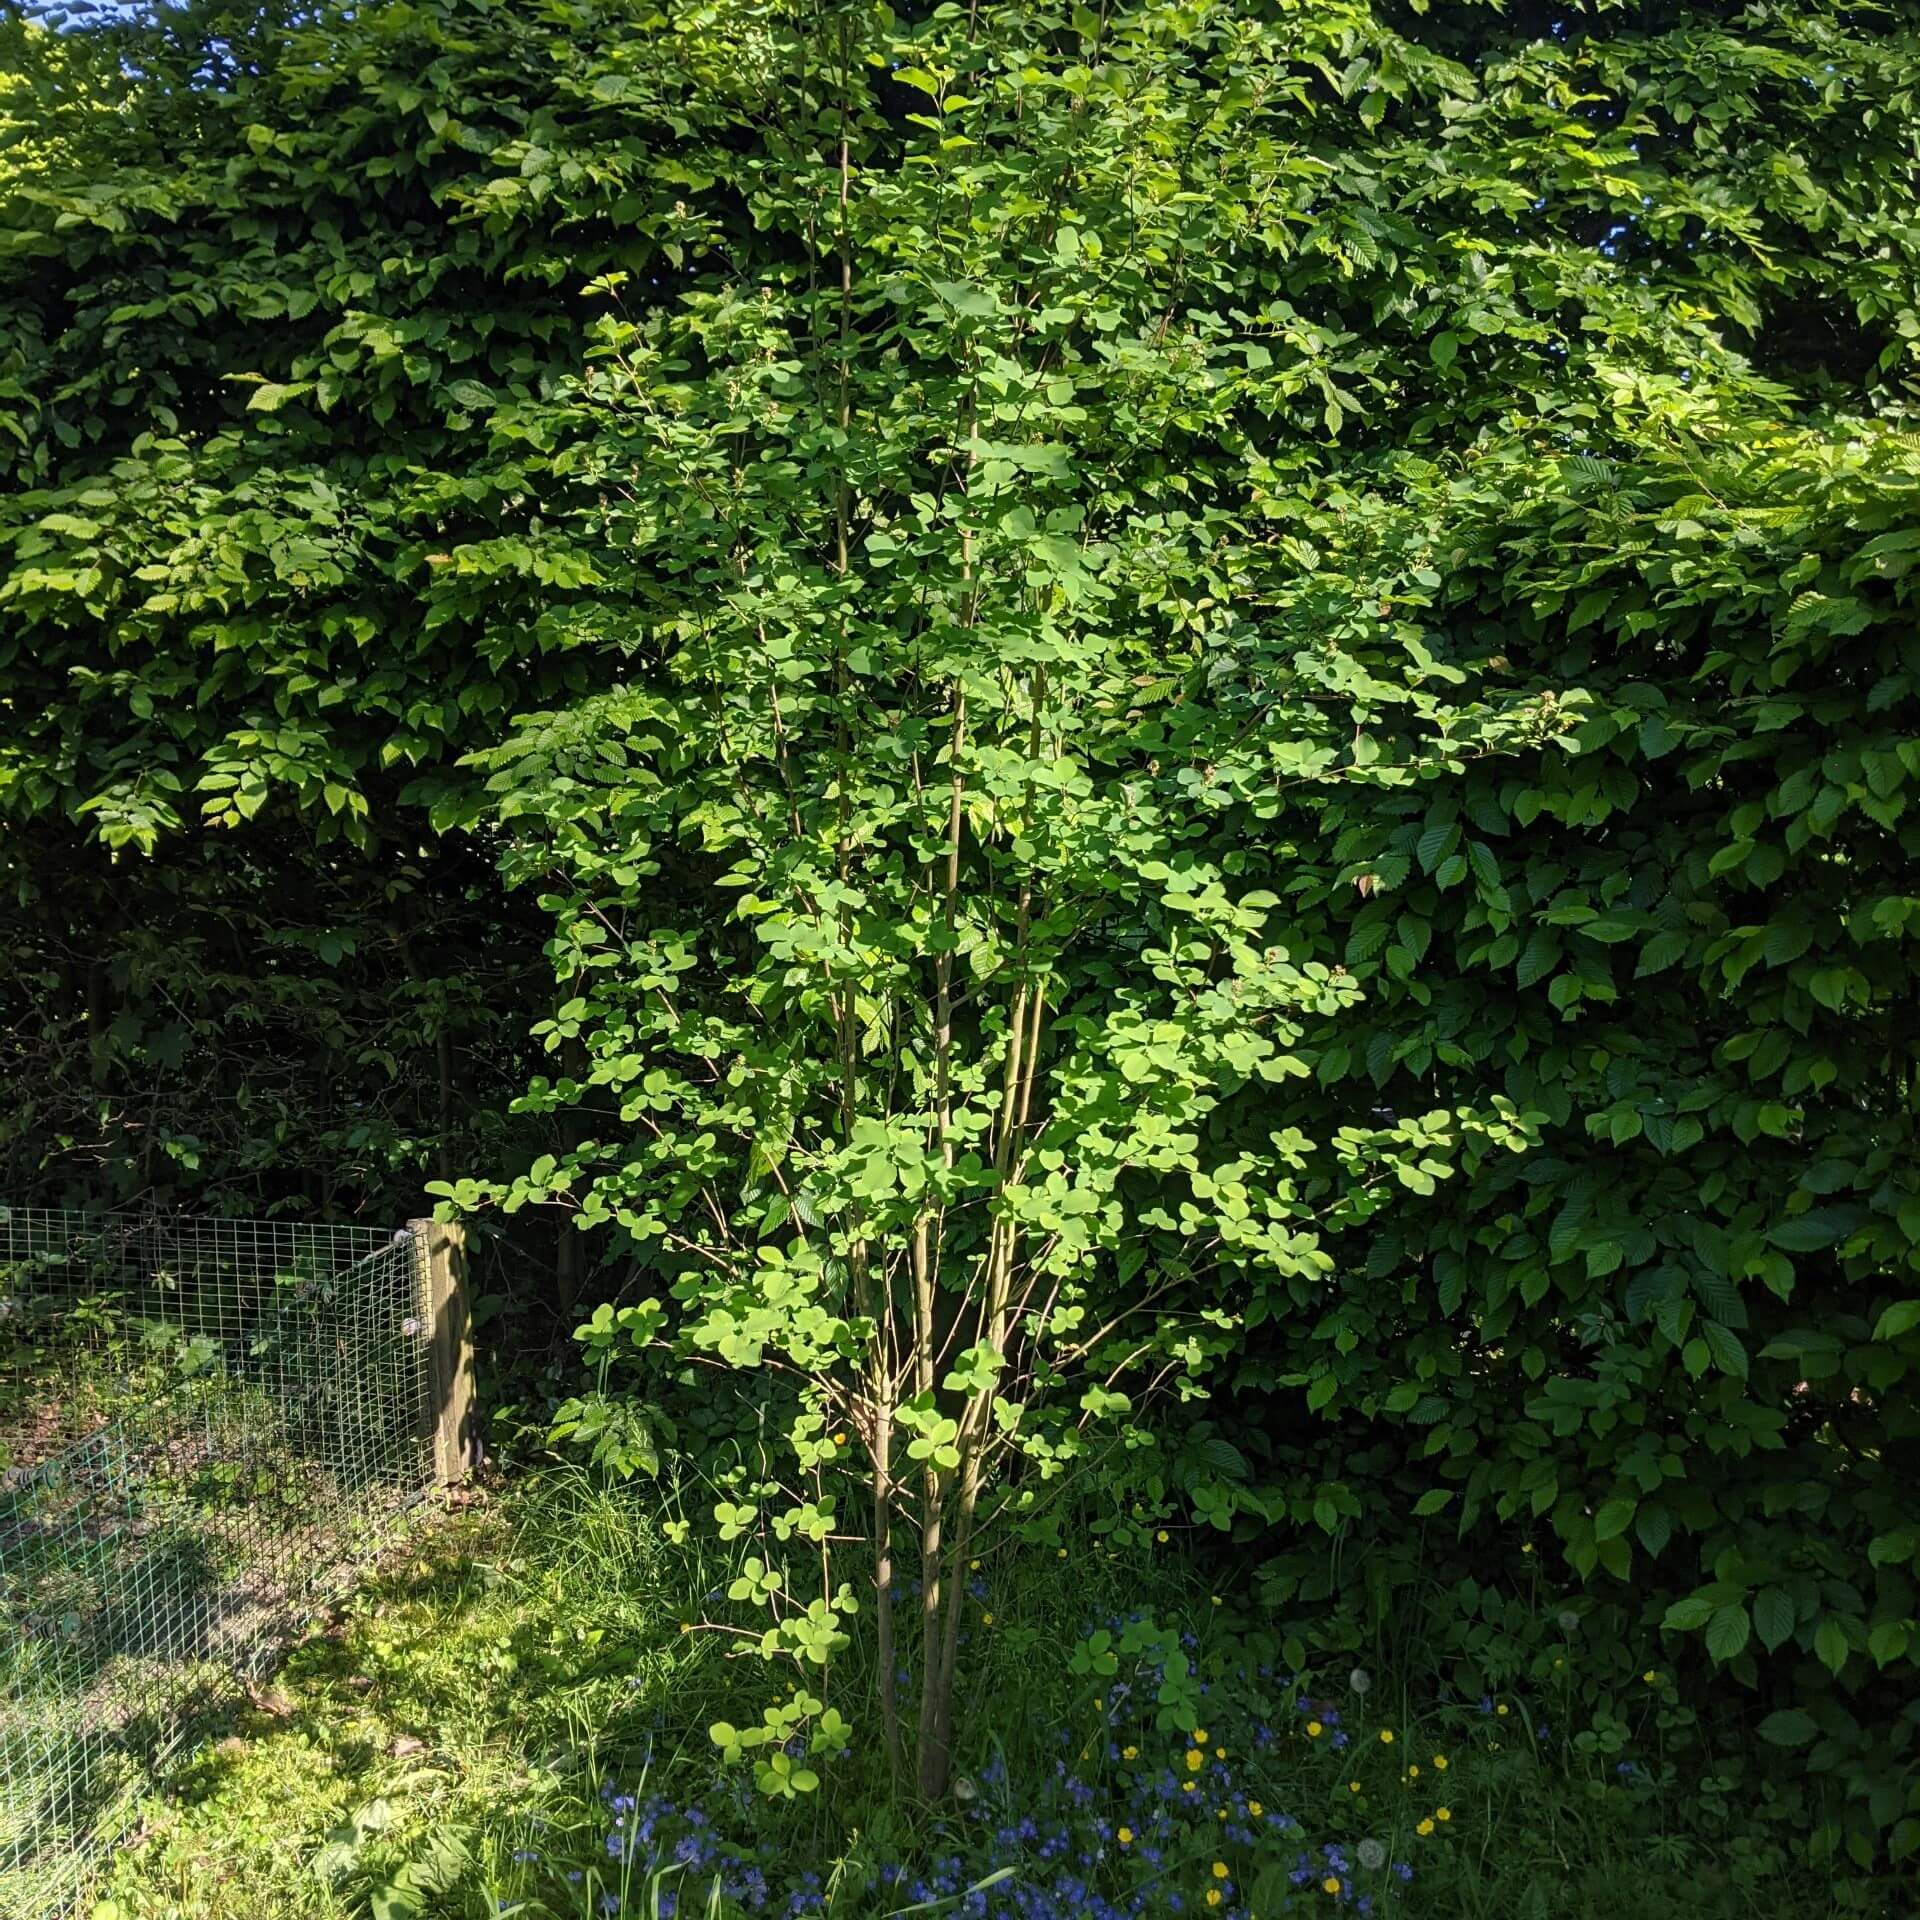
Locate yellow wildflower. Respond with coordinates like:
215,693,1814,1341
1408,1765,1420,1779
982,1612,994,1626
1495,1703,1509,1717
1380,1729,1395,1744
1417,1818,1436,1837
1156,1530,1169,1543
1322,1878,1342,1896
1212,1863,1229,1881
1249,1800,1263,1817
1057,1548,1068,1560
1186,1749,1204,1773
1643,1670,1658,1684
1123,1746,1138,1761
1117,1827,1133,1847
1206,1895,1222,1910
1433,1754,1449,1771
1437,1807,1452,1822
1348,1781,1361,1794
1307,1720,1324,1738
1193,1728,1210,1744
1182,1780,1197,1794
1215,1747,1226,1760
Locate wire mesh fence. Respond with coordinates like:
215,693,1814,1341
0,1207,438,1916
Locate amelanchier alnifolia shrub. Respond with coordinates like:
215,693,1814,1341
447,0,1552,1801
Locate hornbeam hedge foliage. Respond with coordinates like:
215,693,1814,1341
4,0,1920,1875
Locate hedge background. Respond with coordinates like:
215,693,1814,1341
4,0,1919,1873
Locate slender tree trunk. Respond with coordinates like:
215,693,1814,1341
870,1348,905,1784
926,970,1048,1776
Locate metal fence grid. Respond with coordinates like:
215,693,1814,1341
0,1207,435,1916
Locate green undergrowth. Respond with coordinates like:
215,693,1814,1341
93,1472,1861,1920
95,1472,716,1919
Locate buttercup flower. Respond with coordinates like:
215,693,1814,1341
1496,1704,1509,1717
1186,1748,1205,1773
1118,1827,1133,1846
1643,1670,1658,1684
1436,1807,1452,1822
1417,1818,1436,1837
1348,1781,1361,1794
1323,1877,1342,1896
1206,1893,1222,1909
1193,1728,1210,1744
1248,1801,1263,1818
1379,1729,1394,1745
1433,1755,1448,1771
1307,1720,1324,1738
1212,1862,1229,1880
1183,1780,1198,1793
1123,1746,1139,1760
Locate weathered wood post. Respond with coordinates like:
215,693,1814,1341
411,1217,476,1485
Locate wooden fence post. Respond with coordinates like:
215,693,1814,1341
411,1218,476,1486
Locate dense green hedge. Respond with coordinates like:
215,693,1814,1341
2,0,643,1222
1235,413,1920,1867
4,0,1919,1875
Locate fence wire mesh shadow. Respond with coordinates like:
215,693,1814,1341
0,1208,438,1916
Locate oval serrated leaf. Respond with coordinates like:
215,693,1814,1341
1706,1602,1751,1663
1753,1587,1795,1653
1593,1498,1636,1542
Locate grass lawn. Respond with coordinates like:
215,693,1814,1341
90,1472,1852,1920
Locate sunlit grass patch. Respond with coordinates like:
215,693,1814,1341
97,1473,1857,1920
